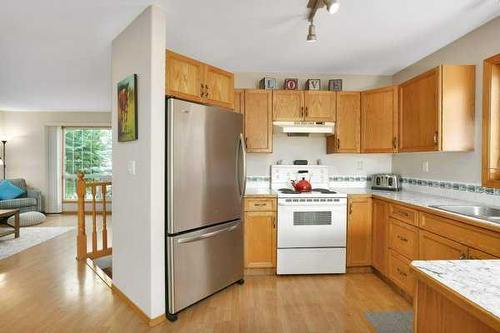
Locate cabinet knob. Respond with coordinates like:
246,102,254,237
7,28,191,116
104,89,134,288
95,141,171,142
433,131,438,145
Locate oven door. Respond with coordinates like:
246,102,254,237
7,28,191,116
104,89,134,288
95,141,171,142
277,198,347,248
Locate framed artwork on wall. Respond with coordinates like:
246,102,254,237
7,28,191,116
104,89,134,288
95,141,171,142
305,79,321,90
328,79,343,91
284,78,299,90
117,74,138,142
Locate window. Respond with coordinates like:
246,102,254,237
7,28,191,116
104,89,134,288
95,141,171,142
63,127,112,201
482,54,500,189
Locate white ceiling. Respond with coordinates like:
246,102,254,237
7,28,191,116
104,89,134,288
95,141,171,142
0,0,499,112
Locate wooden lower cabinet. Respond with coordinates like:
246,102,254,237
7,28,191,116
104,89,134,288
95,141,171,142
347,196,372,267
419,230,468,260
389,218,419,260
468,248,498,259
414,279,498,333
371,199,389,274
388,250,416,296
244,197,277,269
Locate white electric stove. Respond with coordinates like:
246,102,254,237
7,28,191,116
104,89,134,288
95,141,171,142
271,165,347,275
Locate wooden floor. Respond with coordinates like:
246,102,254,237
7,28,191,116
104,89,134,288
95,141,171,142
0,214,411,333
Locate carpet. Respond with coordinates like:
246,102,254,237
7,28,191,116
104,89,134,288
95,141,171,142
365,311,413,333
0,227,74,260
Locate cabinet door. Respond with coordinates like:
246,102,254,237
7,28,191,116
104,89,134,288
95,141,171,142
244,211,276,268
244,90,273,153
234,89,244,114
347,197,372,267
335,92,361,153
361,86,398,153
304,91,336,122
399,67,440,152
204,65,234,109
468,248,497,259
272,90,304,121
372,199,388,275
419,230,468,260
165,50,204,102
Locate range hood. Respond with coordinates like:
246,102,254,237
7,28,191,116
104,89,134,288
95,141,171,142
273,121,335,134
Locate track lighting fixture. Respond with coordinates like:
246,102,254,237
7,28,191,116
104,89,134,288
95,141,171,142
306,0,340,42
324,0,340,14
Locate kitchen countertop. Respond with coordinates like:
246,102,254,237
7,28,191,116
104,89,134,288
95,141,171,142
244,188,277,197
243,187,500,230
331,187,500,231
411,260,500,319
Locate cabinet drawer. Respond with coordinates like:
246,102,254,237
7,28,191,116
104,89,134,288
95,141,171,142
244,198,276,212
468,248,498,260
389,218,419,260
419,212,500,257
389,204,418,226
388,250,415,296
419,230,468,260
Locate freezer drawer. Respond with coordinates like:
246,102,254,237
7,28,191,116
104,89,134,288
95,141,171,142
167,220,243,314
277,248,346,275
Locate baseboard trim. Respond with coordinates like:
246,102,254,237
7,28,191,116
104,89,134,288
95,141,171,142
372,268,413,304
347,266,373,274
111,285,166,327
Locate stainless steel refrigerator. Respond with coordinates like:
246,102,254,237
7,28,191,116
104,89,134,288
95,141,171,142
165,98,246,321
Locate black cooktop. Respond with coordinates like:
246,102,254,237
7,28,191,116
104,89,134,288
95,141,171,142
278,188,337,194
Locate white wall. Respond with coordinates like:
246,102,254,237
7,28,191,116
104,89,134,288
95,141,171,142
0,111,110,209
392,17,500,184
247,133,392,176
236,72,393,176
111,5,166,319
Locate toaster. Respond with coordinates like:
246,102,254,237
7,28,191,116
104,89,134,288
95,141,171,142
371,174,401,191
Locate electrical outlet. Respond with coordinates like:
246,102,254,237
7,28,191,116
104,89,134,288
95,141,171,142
128,160,136,175
422,161,429,173
356,161,363,171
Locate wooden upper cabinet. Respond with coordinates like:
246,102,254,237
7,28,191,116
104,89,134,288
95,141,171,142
244,90,273,153
273,90,304,121
304,91,336,122
331,91,361,153
165,50,204,102
204,65,234,109
361,86,398,153
482,54,500,188
234,89,244,114
165,50,234,109
347,196,372,267
372,199,388,275
399,65,475,152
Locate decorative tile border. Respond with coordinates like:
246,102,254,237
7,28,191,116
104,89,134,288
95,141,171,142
330,176,372,182
401,177,500,196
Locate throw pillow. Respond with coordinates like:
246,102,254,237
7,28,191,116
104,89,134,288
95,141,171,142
0,180,26,200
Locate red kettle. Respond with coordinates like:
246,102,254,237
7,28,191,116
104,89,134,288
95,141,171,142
291,177,312,192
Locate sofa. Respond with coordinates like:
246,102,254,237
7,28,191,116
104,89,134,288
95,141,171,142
0,179,42,213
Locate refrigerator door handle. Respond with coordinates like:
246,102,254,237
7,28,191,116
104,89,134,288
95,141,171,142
237,133,247,198
177,224,239,244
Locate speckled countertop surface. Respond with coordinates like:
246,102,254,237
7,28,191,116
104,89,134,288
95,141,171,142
331,187,500,230
244,188,277,197
411,260,500,318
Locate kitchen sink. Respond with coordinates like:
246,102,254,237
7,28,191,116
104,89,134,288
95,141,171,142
429,205,500,224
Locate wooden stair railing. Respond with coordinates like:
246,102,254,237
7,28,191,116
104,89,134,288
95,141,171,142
76,172,112,260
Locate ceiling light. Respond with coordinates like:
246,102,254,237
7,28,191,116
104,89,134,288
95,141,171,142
324,0,340,14
306,23,317,42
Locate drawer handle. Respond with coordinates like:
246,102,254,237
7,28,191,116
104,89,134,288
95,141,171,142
397,235,409,242
459,254,466,260
253,203,268,207
395,210,410,217
396,268,408,277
